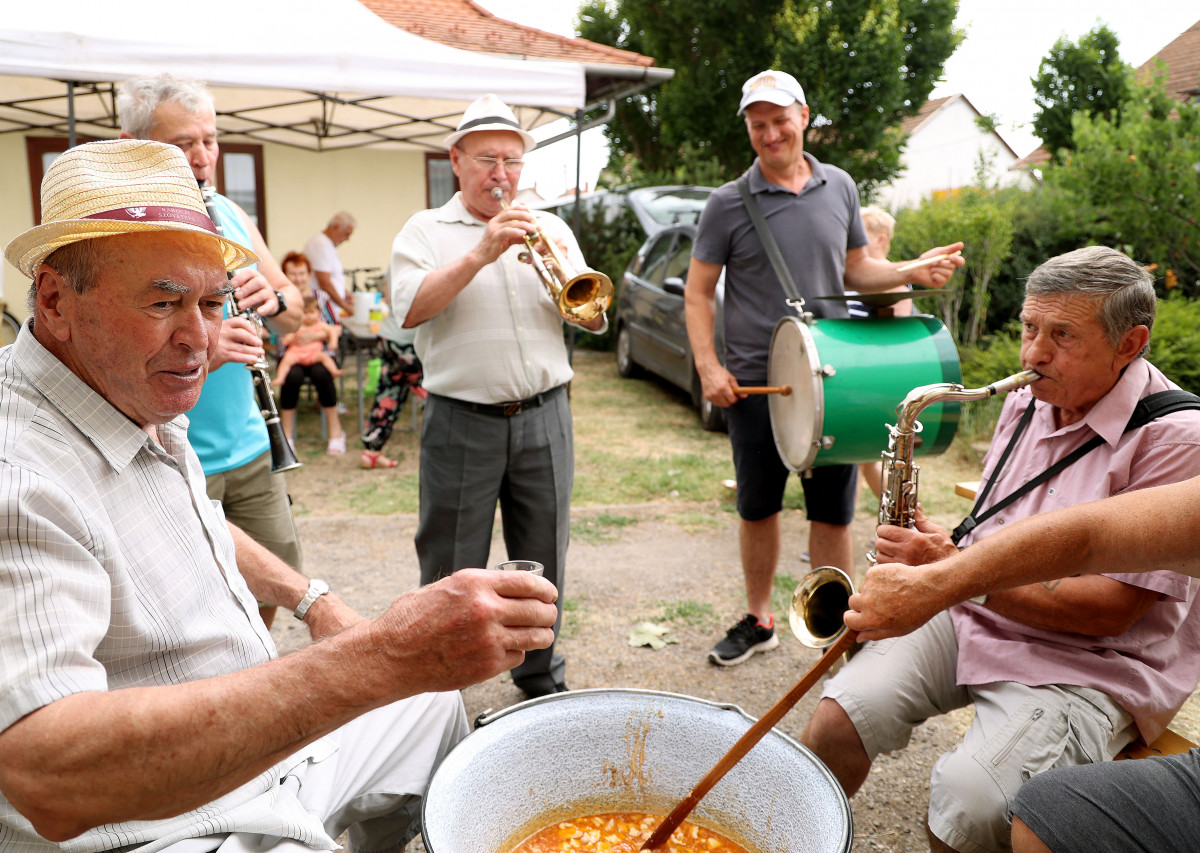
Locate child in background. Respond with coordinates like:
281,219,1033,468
272,296,345,387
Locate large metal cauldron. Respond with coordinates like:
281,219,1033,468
422,688,852,853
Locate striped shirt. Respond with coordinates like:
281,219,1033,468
0,323,333,853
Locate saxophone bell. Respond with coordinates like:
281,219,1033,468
789,565,856,649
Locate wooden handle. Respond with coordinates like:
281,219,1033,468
895,249,962,273
641,629,859,849
732,384,792,397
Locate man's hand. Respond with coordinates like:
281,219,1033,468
208,316,265,371
229,268,281,317
873,507,957,566
473,204,537,268
907,241,966,289
370,569,558,694
845,561,950,641
697,360,742,409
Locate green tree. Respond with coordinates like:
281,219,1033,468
893,189,1014,348
577,0,962,196
1048,74,1200,294
1031,24,1131,158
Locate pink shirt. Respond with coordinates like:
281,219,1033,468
953,358,1200,742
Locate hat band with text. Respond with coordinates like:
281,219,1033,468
83,206,218,233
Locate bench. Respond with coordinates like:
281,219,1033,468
953,481,1198,761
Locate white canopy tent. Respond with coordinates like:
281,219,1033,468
0,0,591,151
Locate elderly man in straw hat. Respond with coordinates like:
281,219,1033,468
391,93,606,699
0,139,557,851
117,74,317,629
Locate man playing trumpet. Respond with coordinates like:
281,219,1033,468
391,94,606,699
801,246,1200,853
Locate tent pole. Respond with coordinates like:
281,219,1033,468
67,82,76,148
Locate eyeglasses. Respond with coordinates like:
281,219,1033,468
468,155,525,173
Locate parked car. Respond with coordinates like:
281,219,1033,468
615,221,727,431
536,185,714,238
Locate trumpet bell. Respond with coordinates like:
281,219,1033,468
789,566,854,649
559,270,614,323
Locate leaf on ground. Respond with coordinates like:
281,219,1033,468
628,621,679,650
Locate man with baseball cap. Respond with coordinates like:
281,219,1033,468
391,93,605,699
685,69,965,666
0,138,558,851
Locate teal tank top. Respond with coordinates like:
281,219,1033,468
188,193,271,475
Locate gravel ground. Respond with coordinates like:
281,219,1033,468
273,505,974,853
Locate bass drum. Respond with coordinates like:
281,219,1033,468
767,314,961,471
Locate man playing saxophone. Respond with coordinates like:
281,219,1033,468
801,246,1200,853
390,94,605,699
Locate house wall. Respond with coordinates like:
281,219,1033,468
1,132,430,319
875,98,1026,211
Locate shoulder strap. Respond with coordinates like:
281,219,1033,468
736,173,801,302
951,389,1200,545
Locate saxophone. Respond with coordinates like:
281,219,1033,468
869,368,1041,559
790,368,1040,648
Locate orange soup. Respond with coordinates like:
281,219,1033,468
508,812,752,853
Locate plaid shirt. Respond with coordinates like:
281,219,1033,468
0,323,333,853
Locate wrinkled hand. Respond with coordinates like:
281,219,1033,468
230,268,280,317
845,562,947,641
907,241,965,289
209,316,265,371
372,569,559,694
477,205,536,266
873,506,957,566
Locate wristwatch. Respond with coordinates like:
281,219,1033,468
269,289,288,317
294,578,330,620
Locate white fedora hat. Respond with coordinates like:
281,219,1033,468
444,93,536,152
5,138,257,279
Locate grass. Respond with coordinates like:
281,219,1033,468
570,512,640,545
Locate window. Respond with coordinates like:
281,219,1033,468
24,137,267,240
426,153,458,209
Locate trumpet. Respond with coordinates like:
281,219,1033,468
491,187,613,324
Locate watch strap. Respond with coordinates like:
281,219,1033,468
294,578,329,620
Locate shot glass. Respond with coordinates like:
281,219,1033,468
493,560,544,577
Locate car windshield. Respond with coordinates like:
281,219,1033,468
636,188,714,227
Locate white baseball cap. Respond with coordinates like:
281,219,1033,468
738,70,807,115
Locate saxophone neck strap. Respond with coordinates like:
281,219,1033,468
736,172,802,303
951,389,1200,545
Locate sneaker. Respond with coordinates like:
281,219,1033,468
709,614,780,666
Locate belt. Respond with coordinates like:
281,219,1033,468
434,384,565,417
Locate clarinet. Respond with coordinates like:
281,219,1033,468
200,183,302,474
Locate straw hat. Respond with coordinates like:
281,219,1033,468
5,138,257,279
444,94,536,152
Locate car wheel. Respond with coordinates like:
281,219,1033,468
615,325,641,378
698,393,727,432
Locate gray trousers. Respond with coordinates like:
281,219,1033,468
415,388,572,692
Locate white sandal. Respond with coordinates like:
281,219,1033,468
326,434,347,456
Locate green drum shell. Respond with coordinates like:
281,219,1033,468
767,314,961,470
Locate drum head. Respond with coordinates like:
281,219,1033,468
767,316,822,472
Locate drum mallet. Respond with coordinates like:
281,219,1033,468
732,385,792,396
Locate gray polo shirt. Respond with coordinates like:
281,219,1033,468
692,154,867,382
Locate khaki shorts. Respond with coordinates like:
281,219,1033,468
821,611,1136,853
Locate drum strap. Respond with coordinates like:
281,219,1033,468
737,174,803,303
951,389,1200,544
